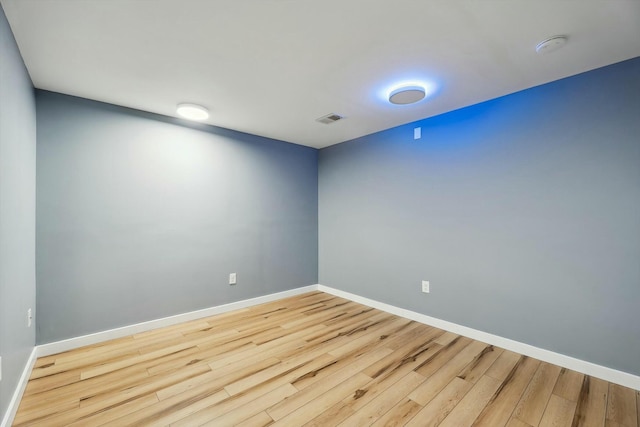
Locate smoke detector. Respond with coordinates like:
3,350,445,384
316,113,345,124
536,36,568,54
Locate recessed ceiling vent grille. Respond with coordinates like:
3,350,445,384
316,113,345,124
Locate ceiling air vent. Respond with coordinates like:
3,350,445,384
316,113,345,124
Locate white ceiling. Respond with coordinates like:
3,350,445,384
2,0,640,149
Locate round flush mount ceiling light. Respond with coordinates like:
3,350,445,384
388,85,426,105
535,36,568,54
176,103,209,121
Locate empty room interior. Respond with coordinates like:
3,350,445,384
1,1,639,426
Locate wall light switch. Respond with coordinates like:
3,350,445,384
414,127,422,139
229,273,237,285
27,308,33,328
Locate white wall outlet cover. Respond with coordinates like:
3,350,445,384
27,308,33,327
422,280,430,293
414,127,422,139
229,273,237,285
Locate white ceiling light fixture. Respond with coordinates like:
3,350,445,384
176,103,209,121
388,85,427,105
536,35,568,54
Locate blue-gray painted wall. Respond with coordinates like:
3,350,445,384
36,91,318,344
0,4,37,419
319,57,640,376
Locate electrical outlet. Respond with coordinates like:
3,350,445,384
27,308,33,327
422,280,430,293
229,273,237,285
414,127,422,139
0,356,2,381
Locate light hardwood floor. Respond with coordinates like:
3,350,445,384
14,291,639,426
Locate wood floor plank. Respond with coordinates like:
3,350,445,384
413,335,473,378
207,336,304,373
457,345,504,384
279,301,357,330
29,364,212,425
231,345,389,398
329,371,426,427
251,309,348,345
202,383,298,426
57,329,183,365
434,331,460,346
80,341,203,380
18,366,150,413
12,399,79,426
370,398,423,427
539,394,578,427
301,336,439,426
236,411,275,427
605,420,628,427
371,321,436,351
78,358,207,408
139,327,239,355
507,418,535,427
147,341,258,375
438,374,502,427
554,368,585,402
637,391,639,427
571,375,609,427
157,350,325,420
65,393,159,426
512,362,562,426
404,376,472,427
362,327,443,381
114,386,230,426
409,340,489,406
301,308,383,344
354,330,440,378
486,350,524,381
13,393,78,414
49,335,136,359
232,304,326,335
13,292,636,427
21,370,81,397
286,308,385,354
155,356,280,401
320,305,377,326
158,355,331,422
606,383,638,427
276,317,418,393
29,347,142,381
326,316,411,358
296,392,352,425
365,320,420,348
269,373,373,427
33,353,62,368
266,348,390,421
472,355,541,427
170,367,343,423
133,321,211,340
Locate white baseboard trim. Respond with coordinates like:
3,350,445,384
317,285,640,391
1,347,38,427
37,285,318,357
